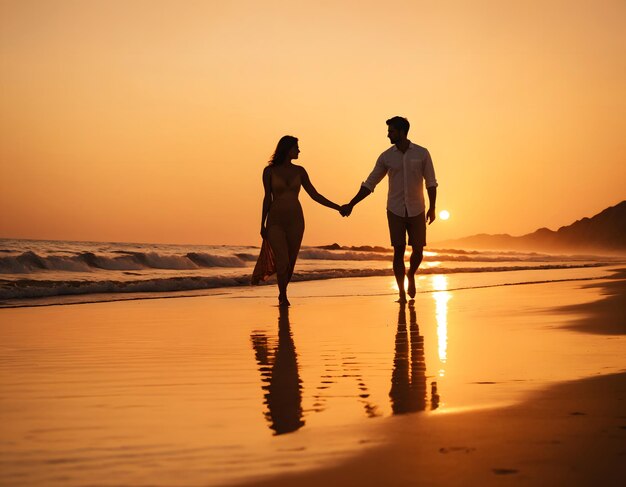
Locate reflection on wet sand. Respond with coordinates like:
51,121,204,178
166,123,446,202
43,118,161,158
390,303,440,414
251,301,443,434
250,306,304,435
432,275,451,378
312,349,382,419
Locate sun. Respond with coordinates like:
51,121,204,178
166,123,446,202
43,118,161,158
439,210,450,220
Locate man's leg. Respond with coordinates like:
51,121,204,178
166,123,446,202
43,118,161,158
406,211,426,299
393,245,407,303
406,246,424,299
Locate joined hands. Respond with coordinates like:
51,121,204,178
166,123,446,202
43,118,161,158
339,204,353,217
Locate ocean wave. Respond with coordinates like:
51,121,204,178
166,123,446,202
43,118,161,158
298,249,599,263
425,254,563,263
0,263,607,301
187,252,248,267
3,244,619,276
0,251,95,273
0,275,250,300
299,249,391,261
0,251,248,274
235,253,259,262
311,245,561,258
291,263,607,281
315,243,393,253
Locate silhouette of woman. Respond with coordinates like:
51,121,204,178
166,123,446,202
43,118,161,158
250,306,305,435
258,136,340,306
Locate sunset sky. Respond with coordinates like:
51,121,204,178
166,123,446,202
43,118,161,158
1,0,624,247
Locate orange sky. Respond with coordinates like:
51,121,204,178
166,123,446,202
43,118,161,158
1,0,624,246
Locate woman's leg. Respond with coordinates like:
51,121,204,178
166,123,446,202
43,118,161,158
267,225,290,304
286,222,304,285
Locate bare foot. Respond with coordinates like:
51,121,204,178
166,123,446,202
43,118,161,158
407,274,416,298
278,295,291,307
396,293,407,304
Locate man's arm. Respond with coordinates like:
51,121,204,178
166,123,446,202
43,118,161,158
340,186,372,216
426,186,437,224
341,155,387,216
424,149,438,224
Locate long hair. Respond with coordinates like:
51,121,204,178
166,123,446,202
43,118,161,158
268,135,298,166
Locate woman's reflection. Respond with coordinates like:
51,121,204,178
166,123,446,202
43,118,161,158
390,302,439,414
250,306,304,435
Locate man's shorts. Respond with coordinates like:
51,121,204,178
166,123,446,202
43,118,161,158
387,210,426,247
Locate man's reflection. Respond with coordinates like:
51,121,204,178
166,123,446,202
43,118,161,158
390,303,438,413
250,306,304,435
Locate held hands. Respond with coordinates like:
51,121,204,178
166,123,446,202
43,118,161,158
339,204,353,217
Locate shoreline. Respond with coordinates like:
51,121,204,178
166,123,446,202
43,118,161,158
0,264,622,309
1,268,624,486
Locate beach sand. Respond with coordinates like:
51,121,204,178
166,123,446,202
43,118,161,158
238,372,626,487
0,268,624,486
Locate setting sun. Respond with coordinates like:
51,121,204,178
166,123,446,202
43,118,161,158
440,210,450,220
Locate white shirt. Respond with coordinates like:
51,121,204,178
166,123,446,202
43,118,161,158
362,141,438,218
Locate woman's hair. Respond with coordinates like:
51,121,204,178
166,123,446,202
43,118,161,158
268,135,298,166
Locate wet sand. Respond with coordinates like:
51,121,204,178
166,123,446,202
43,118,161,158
0,268,624,486
235,270,626,487
239,371,626,487
556,269,626,335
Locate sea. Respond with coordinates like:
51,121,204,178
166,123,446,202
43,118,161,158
1,238,624,307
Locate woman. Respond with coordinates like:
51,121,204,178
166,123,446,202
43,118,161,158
259,135,340,306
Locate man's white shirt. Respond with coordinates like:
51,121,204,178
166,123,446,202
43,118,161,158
362,141,438,217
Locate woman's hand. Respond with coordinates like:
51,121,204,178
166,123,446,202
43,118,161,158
340,204,353,217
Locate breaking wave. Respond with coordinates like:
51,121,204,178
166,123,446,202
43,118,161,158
298,249,608,263
0,263,607,301
1,238,619,305
3,247,620,275
0,251,249,274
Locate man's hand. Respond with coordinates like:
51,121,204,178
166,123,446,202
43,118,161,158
260,226,268,239
426,207,436,225
340,204,353,217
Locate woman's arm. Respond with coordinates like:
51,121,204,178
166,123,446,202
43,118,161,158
260,167,272,238
300,167,340,211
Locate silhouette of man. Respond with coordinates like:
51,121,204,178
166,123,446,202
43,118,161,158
341,116,438,303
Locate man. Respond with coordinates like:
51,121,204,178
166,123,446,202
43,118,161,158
341,116,438,303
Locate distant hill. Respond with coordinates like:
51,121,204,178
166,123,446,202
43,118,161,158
436,201,626,253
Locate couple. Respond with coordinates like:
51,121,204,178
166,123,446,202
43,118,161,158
254,116,438,306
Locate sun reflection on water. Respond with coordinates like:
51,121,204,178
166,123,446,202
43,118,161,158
404,249,438,258
432,275,451,377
